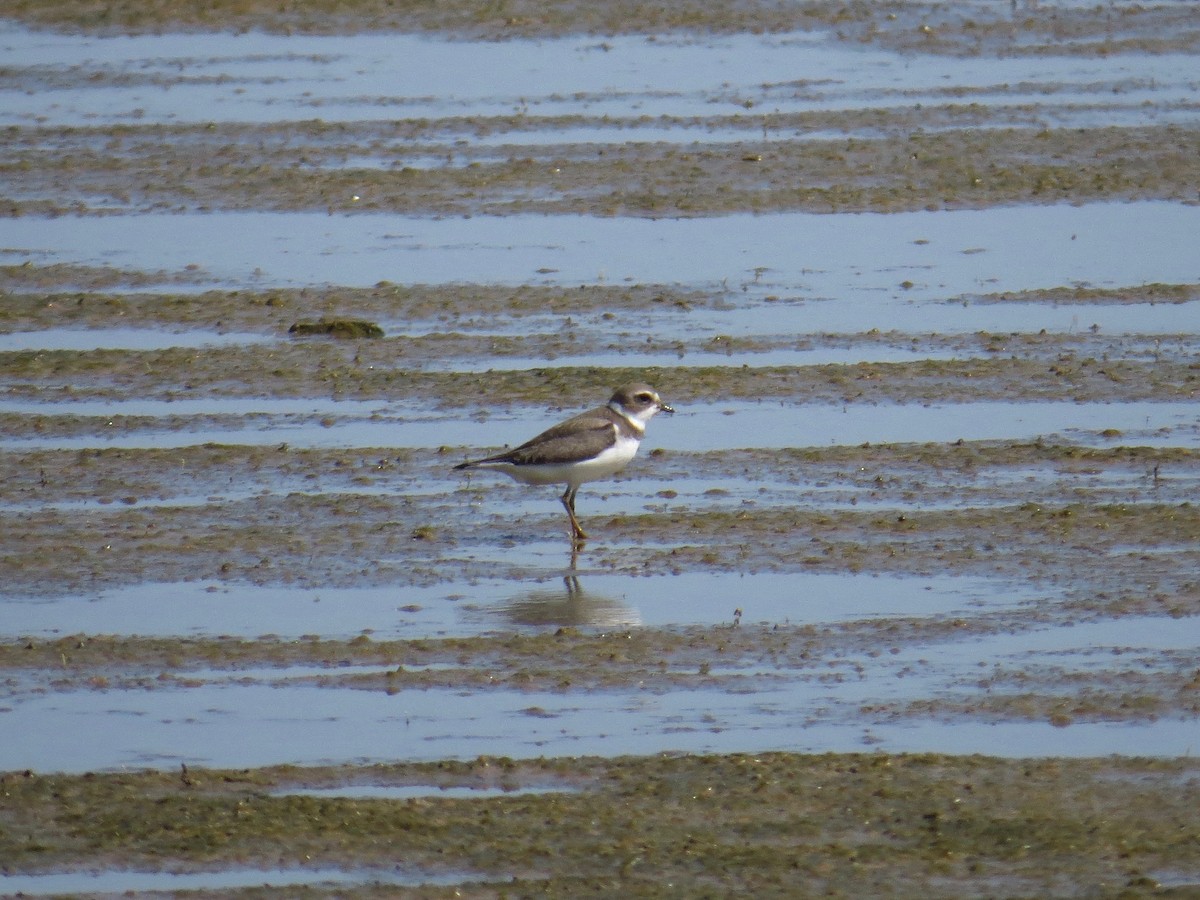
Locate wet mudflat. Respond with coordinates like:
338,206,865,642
2,1,1200,895
2,754,1199,897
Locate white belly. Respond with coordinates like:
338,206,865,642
489,435,641,488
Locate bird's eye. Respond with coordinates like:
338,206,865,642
636,392,653,402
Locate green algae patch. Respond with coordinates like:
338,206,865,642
288,319,385,339
1,753,1197,896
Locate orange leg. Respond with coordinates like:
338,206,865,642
560,486,588,543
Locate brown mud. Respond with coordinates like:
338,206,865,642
1,439,1197,592
4,0,1199,57
2,753,1198,897
6,123,1200,218
2,344,1197,404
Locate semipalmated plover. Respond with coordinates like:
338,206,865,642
454,382,674,544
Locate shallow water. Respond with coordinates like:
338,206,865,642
3,456,1179,519
5,203,1198,301
5,26,1197,129
2,571,1038,640
275,783,574,799
5,660,1196,774
0,865,469,897
3,398,1196,452
0,327,270,352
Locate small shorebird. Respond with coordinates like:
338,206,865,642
454,382,674,544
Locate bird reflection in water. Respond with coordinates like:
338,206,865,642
499,573,641,629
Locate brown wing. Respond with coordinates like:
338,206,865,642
471,406,619,467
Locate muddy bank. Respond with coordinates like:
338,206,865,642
5,610,1198,722
4,5,1200,224
0,281,718,329
7,123,1200,217
1,753,1197,897
5,0,1199,58
1,439,1197,593
5,440,1196,508
3,278,1196,333
3,343,1198,405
